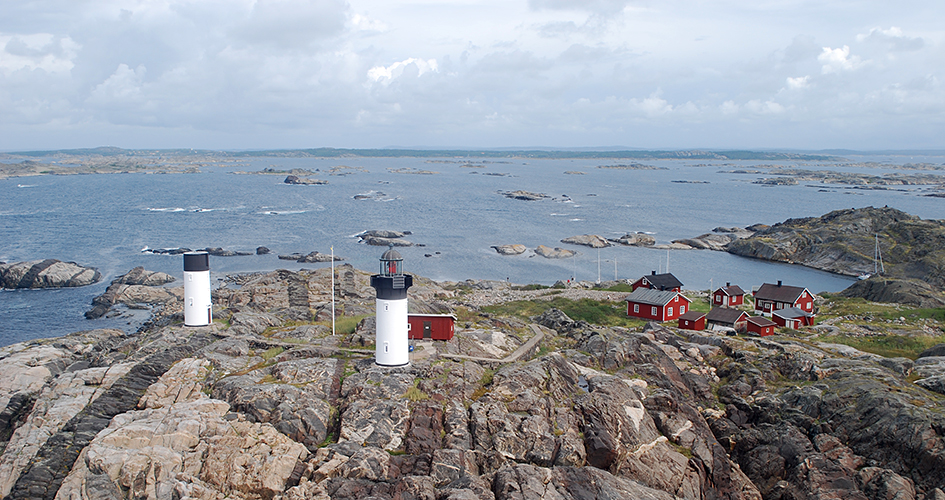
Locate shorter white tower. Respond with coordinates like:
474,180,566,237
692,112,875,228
183,251,212,327
370,247,413,366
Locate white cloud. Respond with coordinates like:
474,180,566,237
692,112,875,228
89,64,146,103
0,34,79,74
528,0,634,15
856,27,924,51
786,75,810,90
818,45,862,74
367,58,438,84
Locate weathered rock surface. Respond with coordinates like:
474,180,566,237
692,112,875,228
278,251,345,263
200,247,253,257
0,259,102,289
609,233,656,246
499,190,549,201
839,278,945,308
491,244,528,255
284,175,327,185
535,245,576,259
560,235,610,248
727,207,945,287
1,267,944,500
86,267,180,319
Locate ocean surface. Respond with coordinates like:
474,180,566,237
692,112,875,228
2,154,944,346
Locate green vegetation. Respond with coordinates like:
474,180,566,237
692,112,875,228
482,297,646,328
260,347,284,361
811,333,945,360
403,381,430,401
601,283,633,293
318,314,368,335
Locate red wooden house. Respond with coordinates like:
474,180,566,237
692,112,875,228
753,281,814,316
632,271,683,292
407,314,456,341
772,307,816,328
677,310,707,331
706,307,750,332
712,283,746,307
746,316,778,336
625,289,691,322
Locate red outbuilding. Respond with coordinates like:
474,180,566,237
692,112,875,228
677,310,707,331
753,281,814,316
746,316,778,336
632,271,684,292
407,314,456,341
772,307,816,328
625,288,691,322
713,283,746,307
706,307,750,332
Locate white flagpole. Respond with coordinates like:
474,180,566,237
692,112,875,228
331,246,335,336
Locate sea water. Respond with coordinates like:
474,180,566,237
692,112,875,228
1,154,944,346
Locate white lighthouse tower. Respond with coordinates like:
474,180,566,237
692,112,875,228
183,251,212,327
370,246,413,366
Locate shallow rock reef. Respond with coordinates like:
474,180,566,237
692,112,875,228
0,267,943,500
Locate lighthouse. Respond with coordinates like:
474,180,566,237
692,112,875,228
370,246,413,366
183,251,212,327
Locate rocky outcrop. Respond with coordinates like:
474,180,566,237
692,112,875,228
3,267,945,500
560,235,610,248
284,175,327,185
535,245,576,259
609,233,656,247
278,251,345,263
86,267,179,319
491,244,528,255
0,259,102,289
727,207,945,287
499,190,549,201
200,247,253,257
839,278,945,308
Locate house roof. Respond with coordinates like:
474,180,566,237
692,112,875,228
747,316,777,327
636,272,684,290
772,307,814,320
754,283,808,303
678,310,706,321
706,307,749,324
624,288,688,307
408,313,457,320
715,284,746,296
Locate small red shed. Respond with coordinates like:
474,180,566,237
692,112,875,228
407,314,456,341
746,316,778,336
677,310,707,331
772,307,816,329
713,283,746,307
706,307,750,332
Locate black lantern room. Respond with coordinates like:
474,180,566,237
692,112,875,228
379,246,404,276
371,246,413,300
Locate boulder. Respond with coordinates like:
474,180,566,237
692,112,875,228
362,237,413,247
534,245,576,259
200,247,253,257
560,235,610,248
256,246,271,255
491,245,528,255
0,259,102,289
499,190,549,201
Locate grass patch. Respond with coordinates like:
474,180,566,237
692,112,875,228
482,297,645,328
318,314,368,335
403,383,430,401
814,333,945,359
260,347,284,361
601,283,633,293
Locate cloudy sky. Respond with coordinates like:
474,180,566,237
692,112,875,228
1,0,943,151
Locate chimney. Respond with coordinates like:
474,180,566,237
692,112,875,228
726,282,731,287
652,271,656,275
777,280,782,287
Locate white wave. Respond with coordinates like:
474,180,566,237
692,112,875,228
569,218,585,222
550,213,570,217
17,184,37,188
147,207,185,212
259,210,306,215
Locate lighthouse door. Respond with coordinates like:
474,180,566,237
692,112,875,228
423,321,432,339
